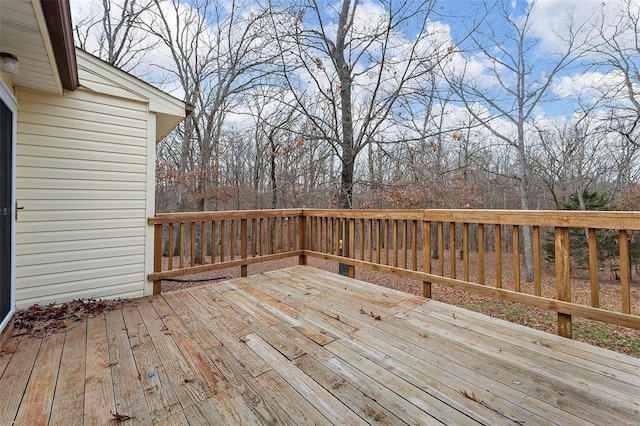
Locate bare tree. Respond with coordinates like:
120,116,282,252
587,0,640,147
532,118,611,209
148,0,278,211
73,0,156,71
270,0,456,209
446,0,590,281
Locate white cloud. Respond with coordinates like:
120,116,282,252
528,0,638,54
552,71,609,98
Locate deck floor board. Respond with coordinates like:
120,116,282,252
1,265,639,425
49,322,86,425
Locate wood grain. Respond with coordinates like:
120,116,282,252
49,324,86,425
6,266,640,424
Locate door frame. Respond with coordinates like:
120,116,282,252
0,79,17,333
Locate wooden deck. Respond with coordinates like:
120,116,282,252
1,266,639,425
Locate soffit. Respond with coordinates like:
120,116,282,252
0,0,62,93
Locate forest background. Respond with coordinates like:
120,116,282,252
71,0,640,216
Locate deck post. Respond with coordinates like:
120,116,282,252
153,223,163,295
298,214,307,265
240,219,248,277
555,227,572,338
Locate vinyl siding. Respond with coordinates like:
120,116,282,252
15,84,151,307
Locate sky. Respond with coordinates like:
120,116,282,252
69,0,640,139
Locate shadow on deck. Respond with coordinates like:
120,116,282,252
1,266,639,424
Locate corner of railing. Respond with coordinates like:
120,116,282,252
153,222,163,295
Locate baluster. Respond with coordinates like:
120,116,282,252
533,226,541,296
620,230,631,314
190,221,196,267
179,222,185,269
422,220,432,298
555,227,572,338
478,224,485,285
495,224,502,289
588,228,599,307
449,222,456,279
384,219,390,265
168,223,174,271
376,219,382,264
411,220,418,271
220,220,226,261
201,221,206,265
360,218,365,261
393,219,398,267
463,223,469,281
348,218,355,278
513,225,520,292
438,222,444,275
241,219,247,277
403,220,408,270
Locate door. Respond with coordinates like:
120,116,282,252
0,97,13,328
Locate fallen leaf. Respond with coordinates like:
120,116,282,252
112,412,133,421
2,345,16,355
461,389,481,403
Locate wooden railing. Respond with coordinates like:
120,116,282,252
149,209,640,337
149,209,305,291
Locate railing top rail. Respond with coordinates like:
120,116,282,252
301,209,424,220
304,209,640,229
149,208,640,230
148,208,304,224
421,209,640,229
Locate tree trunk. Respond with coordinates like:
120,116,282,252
517,126,534,282
269,137,278,209
333,0,355,276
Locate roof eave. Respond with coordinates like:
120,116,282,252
40,0,79,91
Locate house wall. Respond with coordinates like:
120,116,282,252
14,83,152,307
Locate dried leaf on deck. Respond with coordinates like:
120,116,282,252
12,298,137,338
461,389,481,403
112,412,133,421
1,345,16,355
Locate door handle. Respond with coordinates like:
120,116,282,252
15,203,24,221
